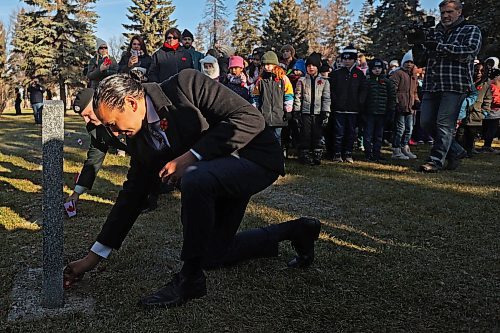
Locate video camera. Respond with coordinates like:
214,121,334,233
406,16,440,67
407,16,437,45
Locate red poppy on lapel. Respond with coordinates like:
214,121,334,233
160,118,168,131
181,57,187,61
477,85,483,90
318,79,324,85
353,73,358,78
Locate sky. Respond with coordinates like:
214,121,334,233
0,0,441,43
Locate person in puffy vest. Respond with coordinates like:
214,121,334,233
293,52,331,165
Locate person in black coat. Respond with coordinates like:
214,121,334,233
118,35,152,80
64,69,321,308
67,88,162,213
147,28,193,83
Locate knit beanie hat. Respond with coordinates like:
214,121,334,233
341,44,358,60
73,88,94,114
401,50,414,65
228,55,244,69
306,52,322,69
389,60,399,68
280,44,296,58
181,29,194,39
218,45,236,57
320,63,331,73
292,59,306,74
261,51,279,65
369,58,386,71
95,37,107,49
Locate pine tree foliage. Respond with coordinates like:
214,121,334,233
13,0,97,110
261,0,308,58
366,0,425,61
352,0,374,53
319,0,352,58
202,0,230,48
463,0,499,58
231,0,264,56
0,22,8,113
122,0,177,54
300,0,322,54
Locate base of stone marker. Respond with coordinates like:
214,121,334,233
7,268,94,322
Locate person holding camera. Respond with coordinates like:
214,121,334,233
87,38,118,89
118,35,152,81
26,78,45,124
417,0,482,172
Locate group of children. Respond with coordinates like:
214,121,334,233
196,45,500,166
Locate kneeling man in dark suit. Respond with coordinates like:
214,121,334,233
64,69,321,308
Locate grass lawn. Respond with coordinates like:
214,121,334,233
1,107,499,332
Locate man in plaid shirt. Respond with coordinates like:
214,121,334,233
419,0,482,172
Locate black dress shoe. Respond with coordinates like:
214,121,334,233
138,272,207,308
287,217,321,268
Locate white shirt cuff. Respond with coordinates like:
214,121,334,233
74,185,87,195
90,241,112,259
190,149,202,160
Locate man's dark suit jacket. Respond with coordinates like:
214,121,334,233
97,69,285,250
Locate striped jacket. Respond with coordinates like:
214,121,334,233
423,18,482,94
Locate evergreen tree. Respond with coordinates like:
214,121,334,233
15,0,97,110
300,0,322,54
319,0,352,58
352,0,374,53
202,0,230,48
0,22,7,113
366,0,425,61
231,0,264,56
261,0,308,58
463,0,499,57
123,0,177,54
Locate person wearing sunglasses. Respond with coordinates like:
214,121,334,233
86,38,118,89
148,28,193,83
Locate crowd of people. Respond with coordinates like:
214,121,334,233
82,23,498,174
58,0,497,310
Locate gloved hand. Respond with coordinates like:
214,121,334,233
320,112,330,128
424,40,439,51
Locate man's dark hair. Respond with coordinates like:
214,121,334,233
165,28,181,40
93,74,144,113
439,0,463,10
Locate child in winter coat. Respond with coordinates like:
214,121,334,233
293,52,331,165
362,59,396,162
251,51,294,144
328,44,368,163
224,55,250,100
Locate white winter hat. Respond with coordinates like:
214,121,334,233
401,50,414,65
485,57,499,69
95,37,107,49
200,55,220,79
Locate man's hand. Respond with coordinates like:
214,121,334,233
66,192,80,208
63,251,102,289
159,151,197,185
424,40,439,51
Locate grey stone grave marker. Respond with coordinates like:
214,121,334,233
41,100,64,308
